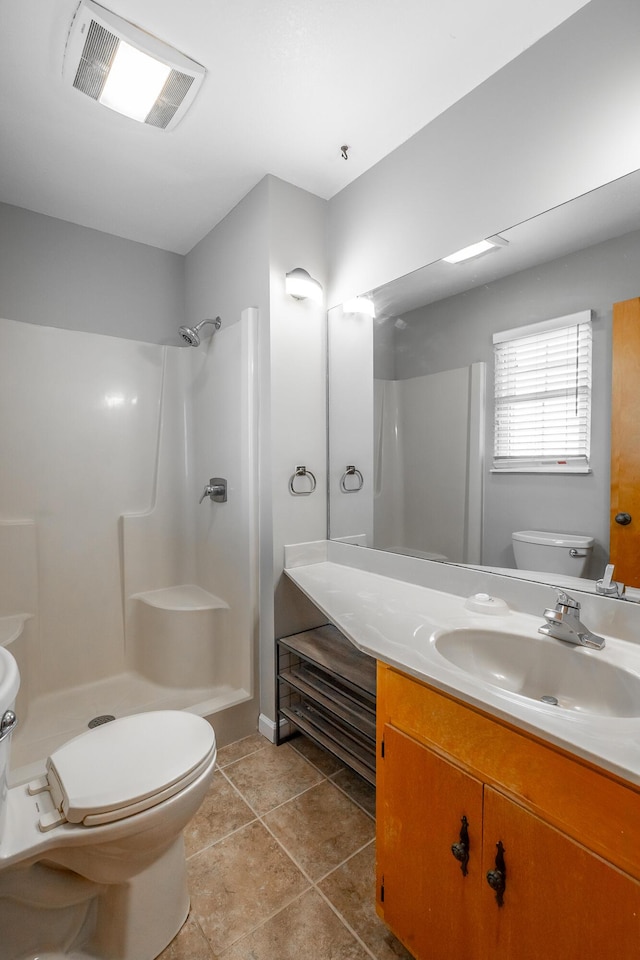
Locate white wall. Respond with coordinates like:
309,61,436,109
184,180,270,331
327,0,640,306
263,177,328,728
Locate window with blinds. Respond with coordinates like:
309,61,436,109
493,311,592,473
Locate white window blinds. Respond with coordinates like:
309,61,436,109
493,311,592,473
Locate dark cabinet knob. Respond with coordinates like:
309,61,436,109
486,841,506,906
451,815,470,876
615,512,632,525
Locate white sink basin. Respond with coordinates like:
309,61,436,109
433,628,640,718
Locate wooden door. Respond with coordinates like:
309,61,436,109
378,724,484,960
482,787,640,960
610,297,640,586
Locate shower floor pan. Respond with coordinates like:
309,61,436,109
8,671,249,782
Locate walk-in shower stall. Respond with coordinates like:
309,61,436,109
0,309,258,776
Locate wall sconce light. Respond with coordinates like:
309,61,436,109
285,268,323,302
342,296,376,318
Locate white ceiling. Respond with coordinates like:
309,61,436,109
0,0,589,254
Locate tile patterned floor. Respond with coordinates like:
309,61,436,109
159,733,413,960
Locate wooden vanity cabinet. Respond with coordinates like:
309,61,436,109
376,663,640,960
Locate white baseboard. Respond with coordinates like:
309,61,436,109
258,713,292,742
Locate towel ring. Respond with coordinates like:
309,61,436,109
340,465,364,493
289,465,317,496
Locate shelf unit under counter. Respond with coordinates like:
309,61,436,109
276,624,377,785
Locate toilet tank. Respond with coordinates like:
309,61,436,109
512,530,594,576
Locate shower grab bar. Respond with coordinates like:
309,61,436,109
340,465,364,493
289,465,317,496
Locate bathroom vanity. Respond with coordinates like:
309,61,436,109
376,664,640,959
284,541,640,960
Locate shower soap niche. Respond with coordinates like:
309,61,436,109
131,586,229,688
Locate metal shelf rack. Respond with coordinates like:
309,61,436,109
276,624,377,785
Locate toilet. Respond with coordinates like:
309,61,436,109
512,529,594,577
0,646,216,960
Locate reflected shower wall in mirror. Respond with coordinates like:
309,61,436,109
328,169,640,589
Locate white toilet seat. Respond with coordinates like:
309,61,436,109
28,711,216,831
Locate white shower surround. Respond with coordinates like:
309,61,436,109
0,311,258,775
373,364,485,564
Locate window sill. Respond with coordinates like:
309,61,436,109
491,467,592,475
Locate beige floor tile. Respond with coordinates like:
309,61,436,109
187,820,309,955
223,742,323,815
263,779,375,880
289,734,346,776
157,913,215,960
216,732,270,768
320,842,414,960
333,766,376,818
184,769,256,858
218,888,371,960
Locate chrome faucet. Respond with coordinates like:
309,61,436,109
538,590,605,650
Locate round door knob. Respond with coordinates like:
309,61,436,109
615,512,632,526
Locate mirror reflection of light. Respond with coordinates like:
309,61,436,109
104,394,138,409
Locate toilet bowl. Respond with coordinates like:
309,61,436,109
512,529,594,576
0,646,216,960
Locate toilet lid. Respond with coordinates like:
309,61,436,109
45,711,216,827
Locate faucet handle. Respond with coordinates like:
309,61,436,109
596,564,625,598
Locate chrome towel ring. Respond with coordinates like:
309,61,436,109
289,465,317,496
340,465,364,493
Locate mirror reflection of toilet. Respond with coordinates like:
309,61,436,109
512,529,594,577
0,646,216,960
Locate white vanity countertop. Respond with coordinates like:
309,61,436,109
285,557,640,787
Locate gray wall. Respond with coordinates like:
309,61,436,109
185,179,270,330
0,202,185,343
186,174,329,732
384,227,640,576
328,0,640,307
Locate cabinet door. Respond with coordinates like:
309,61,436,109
482,787,640,960
378,725,484,960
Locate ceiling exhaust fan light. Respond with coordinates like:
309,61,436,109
99,41,171,122
64,0,205,130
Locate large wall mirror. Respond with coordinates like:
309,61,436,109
328,167,640,596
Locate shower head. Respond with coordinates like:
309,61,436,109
179,317,222,347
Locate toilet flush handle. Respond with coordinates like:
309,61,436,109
0,709,17,743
